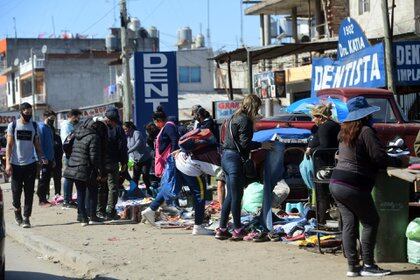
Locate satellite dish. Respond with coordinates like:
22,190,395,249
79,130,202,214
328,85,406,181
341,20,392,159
13,58,19,66
41,45,48,54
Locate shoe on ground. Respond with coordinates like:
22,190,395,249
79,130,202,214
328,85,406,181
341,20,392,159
105,213,120,221
214,228,232,240
268,231,281,242
360,264,391,277
192,224,214,236
97,212,107,220
22,217,31,228
14,210,23,226
89,216,105,225
62,202,77,210
243,231,259,241
252,231,270,242
230,227,247,241
347,265,362,277
141,207,156,226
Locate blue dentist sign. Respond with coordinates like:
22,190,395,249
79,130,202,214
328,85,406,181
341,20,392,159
134,52,179,135
311,17,386,96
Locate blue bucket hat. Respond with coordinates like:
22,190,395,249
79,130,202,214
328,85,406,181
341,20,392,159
343,96,380,123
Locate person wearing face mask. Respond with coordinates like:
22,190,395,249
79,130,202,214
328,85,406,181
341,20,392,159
96,107,128,221
122,121,152,195
37,110,57,206
61,109,82,209
6,102,48,228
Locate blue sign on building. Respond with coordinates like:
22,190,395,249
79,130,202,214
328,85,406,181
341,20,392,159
312,43,386,95
311,17,386,96
133,52,178,135
394,41,420,86
337,17,370,59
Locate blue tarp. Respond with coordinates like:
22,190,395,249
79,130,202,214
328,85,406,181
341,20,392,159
253,128,311,143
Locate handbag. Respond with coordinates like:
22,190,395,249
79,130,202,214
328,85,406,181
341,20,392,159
229,118,258,179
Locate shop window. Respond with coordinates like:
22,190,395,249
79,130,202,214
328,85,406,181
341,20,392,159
359,0,370,15
178,66,201,83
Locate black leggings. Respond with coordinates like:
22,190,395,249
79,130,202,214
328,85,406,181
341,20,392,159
329,183,379,266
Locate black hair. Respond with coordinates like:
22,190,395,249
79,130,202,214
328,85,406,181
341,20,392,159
19,102,32,112
43,110,56,118
123,121,136,130
152,106,167,122
68,109,82,118
196,107,210,119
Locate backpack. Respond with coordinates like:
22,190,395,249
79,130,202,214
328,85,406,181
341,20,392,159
11,120,38,143
178,128,217,153
62,132,76,159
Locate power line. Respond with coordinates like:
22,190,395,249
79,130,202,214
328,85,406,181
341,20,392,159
80,3,118,34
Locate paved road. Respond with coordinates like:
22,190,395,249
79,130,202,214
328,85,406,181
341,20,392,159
5,238,76,280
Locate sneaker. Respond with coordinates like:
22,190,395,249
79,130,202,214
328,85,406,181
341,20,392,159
22,217,31,228
360,264,391,277
347,265,362,277
215,228,232,240
230,228,247,241
141,207,156,226
268,231,282,242
192,225,214,236
89,216,104,225
252,231,269,242
97,212,107,220
80,218,89,227
105,213,121,221
14,210,23,226
62,202,77,210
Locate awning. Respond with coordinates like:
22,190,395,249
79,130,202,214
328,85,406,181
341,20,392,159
245,0,314,16
211,40,338,64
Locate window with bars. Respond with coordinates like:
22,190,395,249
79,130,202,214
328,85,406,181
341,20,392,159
359,0,370,15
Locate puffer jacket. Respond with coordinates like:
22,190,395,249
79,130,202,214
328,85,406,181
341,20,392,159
63,118,102,183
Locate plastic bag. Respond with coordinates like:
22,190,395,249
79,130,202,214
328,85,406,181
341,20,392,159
160,156,181,201
272,180,290,208
299,155,314,189
407,239,420,264
406,218,420,241
242,182,264,214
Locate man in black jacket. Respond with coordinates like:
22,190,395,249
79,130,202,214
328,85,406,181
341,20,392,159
97,107,128,220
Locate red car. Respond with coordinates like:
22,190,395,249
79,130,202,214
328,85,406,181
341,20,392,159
256,88,420,155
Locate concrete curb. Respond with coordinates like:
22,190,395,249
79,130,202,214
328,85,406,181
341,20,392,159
6,222,104,279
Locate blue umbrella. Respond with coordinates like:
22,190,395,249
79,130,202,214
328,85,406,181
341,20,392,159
286,97,348,122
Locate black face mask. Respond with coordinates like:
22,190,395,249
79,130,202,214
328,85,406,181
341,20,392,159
72,119,79,125
22,114,32,122
47,119,55,127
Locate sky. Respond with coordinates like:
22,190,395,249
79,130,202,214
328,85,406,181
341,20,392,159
0,0,261,52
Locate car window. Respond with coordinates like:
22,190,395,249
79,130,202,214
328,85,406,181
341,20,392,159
365,98,396,123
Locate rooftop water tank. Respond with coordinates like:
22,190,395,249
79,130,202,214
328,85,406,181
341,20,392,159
128,17,141,32
106,33,118,52
195,33,205,48
148,26,158,38
177,27,192,49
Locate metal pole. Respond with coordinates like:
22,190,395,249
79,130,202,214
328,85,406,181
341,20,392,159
31,48,37,120
381,0,396,94
240,0,244,46
247,50,253,94
120,0,132,121
227,58,233,100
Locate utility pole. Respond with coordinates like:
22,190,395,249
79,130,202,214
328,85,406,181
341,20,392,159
31,48,37,121
120,0,132,121
381,0,396,94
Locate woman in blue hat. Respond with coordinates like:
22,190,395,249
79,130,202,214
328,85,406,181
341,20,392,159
329,96,409,277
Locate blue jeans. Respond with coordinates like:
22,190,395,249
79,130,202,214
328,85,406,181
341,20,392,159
63,159,74,203
259,142,285,231
150,171,206,225
220,150,245,229
75,180,98,219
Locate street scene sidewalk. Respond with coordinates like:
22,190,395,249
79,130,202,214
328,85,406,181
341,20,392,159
3,182,419,280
